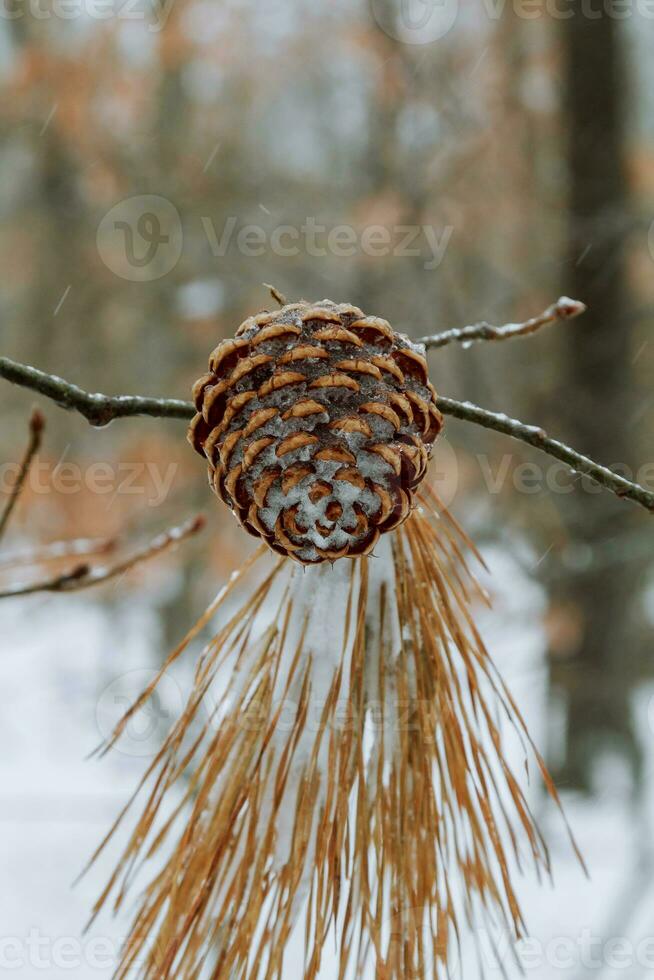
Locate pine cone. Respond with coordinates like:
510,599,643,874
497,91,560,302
188,299,443,564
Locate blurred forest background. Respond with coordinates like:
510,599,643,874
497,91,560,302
1,0,654,977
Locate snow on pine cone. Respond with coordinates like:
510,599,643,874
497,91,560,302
188,299,443,564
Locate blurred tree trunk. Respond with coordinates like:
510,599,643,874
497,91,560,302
550,12,642,791
564,13,631,452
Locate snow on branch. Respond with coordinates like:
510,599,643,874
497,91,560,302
0,356,193,427
417,297,587,349
438,397,654,512
0,515,205,600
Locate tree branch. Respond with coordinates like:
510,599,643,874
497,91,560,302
417,297,587,349
439,397,654,512
0,535,116,571
1,346,652,515
0,408,44,543
0,357,192,426
0,515,205,600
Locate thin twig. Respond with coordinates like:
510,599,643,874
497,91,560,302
0,515,205,599
263,283,287,307
1,349,652,514
439,397,654,512
0,357,192,427
0,408,45,542
0,535,116,571
417,297,587,349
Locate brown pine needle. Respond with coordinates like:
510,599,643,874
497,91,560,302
88,496,579,979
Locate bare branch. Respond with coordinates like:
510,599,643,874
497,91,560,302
0,515,205,600
0,535,116,571
439,397,654,512
0,408,45,543
418,297,587,349
1,346,652,514
0,356,193,427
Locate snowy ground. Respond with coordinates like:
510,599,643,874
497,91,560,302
1,547,653,979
